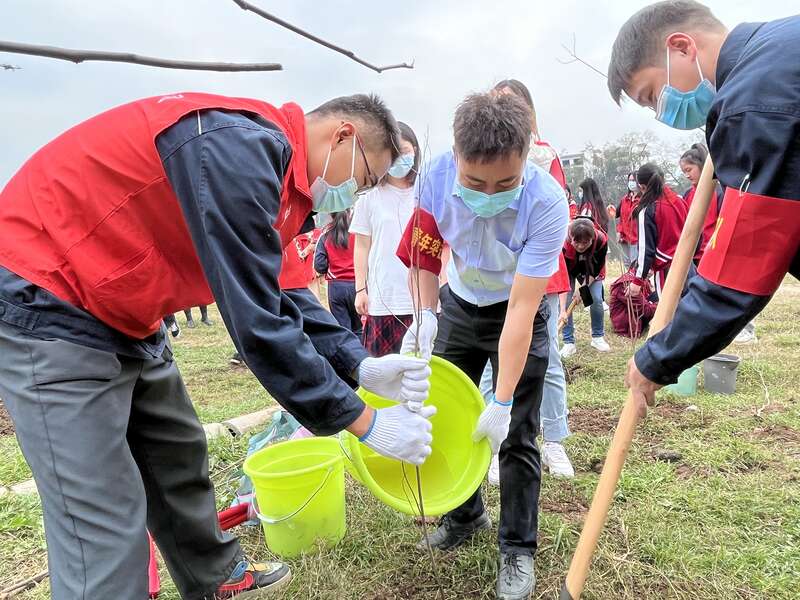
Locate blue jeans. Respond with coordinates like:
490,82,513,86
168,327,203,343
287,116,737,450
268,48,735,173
562,278,604,344
478,294,569,442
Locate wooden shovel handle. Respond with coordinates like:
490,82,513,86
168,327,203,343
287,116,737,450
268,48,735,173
557,295,582,333
561,155,716,600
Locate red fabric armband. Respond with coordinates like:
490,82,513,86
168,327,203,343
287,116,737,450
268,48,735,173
698,188,800,295
396,208,444,274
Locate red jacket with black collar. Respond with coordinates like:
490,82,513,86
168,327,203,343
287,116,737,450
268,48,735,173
633,187,688,286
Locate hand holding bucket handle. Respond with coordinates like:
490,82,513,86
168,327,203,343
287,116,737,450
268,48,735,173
561,155,716,600
357,355,432,412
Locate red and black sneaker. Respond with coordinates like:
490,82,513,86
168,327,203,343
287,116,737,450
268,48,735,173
216,559,291,599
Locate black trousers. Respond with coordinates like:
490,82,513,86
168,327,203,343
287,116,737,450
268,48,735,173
327,280,363,339
434,286,549,556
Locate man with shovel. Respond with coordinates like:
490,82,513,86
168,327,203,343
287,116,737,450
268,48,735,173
0,92,434,600
606,1,800,408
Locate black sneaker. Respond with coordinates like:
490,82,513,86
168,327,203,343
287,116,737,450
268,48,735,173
169,323,181,338
416,512,491,551
215,559,291,598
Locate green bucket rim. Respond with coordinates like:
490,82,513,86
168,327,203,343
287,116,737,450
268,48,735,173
243,436,343,481
341,355,491,515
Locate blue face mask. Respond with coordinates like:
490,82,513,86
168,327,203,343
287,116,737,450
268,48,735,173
388,153,415,178
310,136,359,213
655,50,716,130
452,179,523,219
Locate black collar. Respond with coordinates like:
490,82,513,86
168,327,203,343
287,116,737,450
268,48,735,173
716,22,765,89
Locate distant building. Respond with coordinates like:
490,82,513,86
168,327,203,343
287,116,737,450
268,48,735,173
560,151,585,188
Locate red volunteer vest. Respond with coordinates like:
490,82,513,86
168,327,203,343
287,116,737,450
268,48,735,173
0,92,312,338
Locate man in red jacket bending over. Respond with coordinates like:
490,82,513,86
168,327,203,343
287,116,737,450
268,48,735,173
0,93,435,600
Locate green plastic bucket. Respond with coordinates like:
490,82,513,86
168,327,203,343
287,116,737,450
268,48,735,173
341,356,491,516
664,365,699,397
243,436,345,558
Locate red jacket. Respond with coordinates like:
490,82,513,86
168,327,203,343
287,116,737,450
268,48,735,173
317,233,356,281
0,93,312,338
535,141,571,295
563,226,608,282
684,184,721,259
279,233,316,290
633,187,688,285
617,192,639,244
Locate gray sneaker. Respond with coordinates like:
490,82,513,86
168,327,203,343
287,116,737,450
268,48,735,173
416,512,491,551
497,552,535,600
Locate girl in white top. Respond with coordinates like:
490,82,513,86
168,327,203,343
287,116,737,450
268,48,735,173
349,122,419,356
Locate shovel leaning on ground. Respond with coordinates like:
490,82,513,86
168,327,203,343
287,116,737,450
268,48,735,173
560,155,716,600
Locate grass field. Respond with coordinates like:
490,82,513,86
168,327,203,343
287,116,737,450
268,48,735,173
1,280,799,599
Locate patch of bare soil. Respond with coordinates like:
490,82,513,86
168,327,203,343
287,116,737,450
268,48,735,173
0,399,14,436
541,497,588,520
569,405,618,436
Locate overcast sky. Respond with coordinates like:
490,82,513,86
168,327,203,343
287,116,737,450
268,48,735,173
0,1,793,183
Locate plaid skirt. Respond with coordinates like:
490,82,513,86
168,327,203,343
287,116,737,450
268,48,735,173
362,314,414,357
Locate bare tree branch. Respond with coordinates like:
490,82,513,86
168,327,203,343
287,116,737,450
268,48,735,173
557,33,607,79
0,40,282,72
2,63,21,71
231,0,413,73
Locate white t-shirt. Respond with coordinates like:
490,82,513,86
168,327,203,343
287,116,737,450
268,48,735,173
349,183,415,316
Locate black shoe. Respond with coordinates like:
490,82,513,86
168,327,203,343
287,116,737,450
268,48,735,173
169,323,181,338
416,512,491,551
497,552,535,600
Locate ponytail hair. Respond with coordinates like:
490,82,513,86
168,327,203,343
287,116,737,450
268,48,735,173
633,163,665,218
680,143,708,169
329,210,352,249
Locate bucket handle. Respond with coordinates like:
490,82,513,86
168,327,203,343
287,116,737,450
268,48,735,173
338,432,355,463
254,466,335,525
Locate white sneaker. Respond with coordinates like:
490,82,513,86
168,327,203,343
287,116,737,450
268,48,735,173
487,454,500,486
733,328,757,344
542,441,575,478
560,343,577,358
591,337,611,352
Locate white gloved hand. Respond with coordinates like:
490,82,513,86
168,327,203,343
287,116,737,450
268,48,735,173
357,355,432,411
360,404,437,465
399,309,438,361
472,394,513,454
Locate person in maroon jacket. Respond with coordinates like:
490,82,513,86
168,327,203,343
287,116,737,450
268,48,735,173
629,162,689,300
314,210,362,338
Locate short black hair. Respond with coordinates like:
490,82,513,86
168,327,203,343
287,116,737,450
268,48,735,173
608,1,725,105
309,93,400,161
396,121,421,185
494,79,533,109
453,92,531,163
569,218,596,244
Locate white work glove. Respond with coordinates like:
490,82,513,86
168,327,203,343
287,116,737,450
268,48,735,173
360,404,437,465
399,309,438,361
472,394,513,454
357,355,432,411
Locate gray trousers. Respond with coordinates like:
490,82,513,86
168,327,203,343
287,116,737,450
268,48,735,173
0,323,240,600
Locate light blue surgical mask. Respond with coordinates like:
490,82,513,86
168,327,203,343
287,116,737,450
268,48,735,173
310,136,359,213
655,50,716,130
452,179,523,218
388,153,415,178
627,180,638,192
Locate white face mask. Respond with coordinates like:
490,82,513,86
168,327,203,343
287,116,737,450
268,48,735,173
310,135,359,213
628,180,638,192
